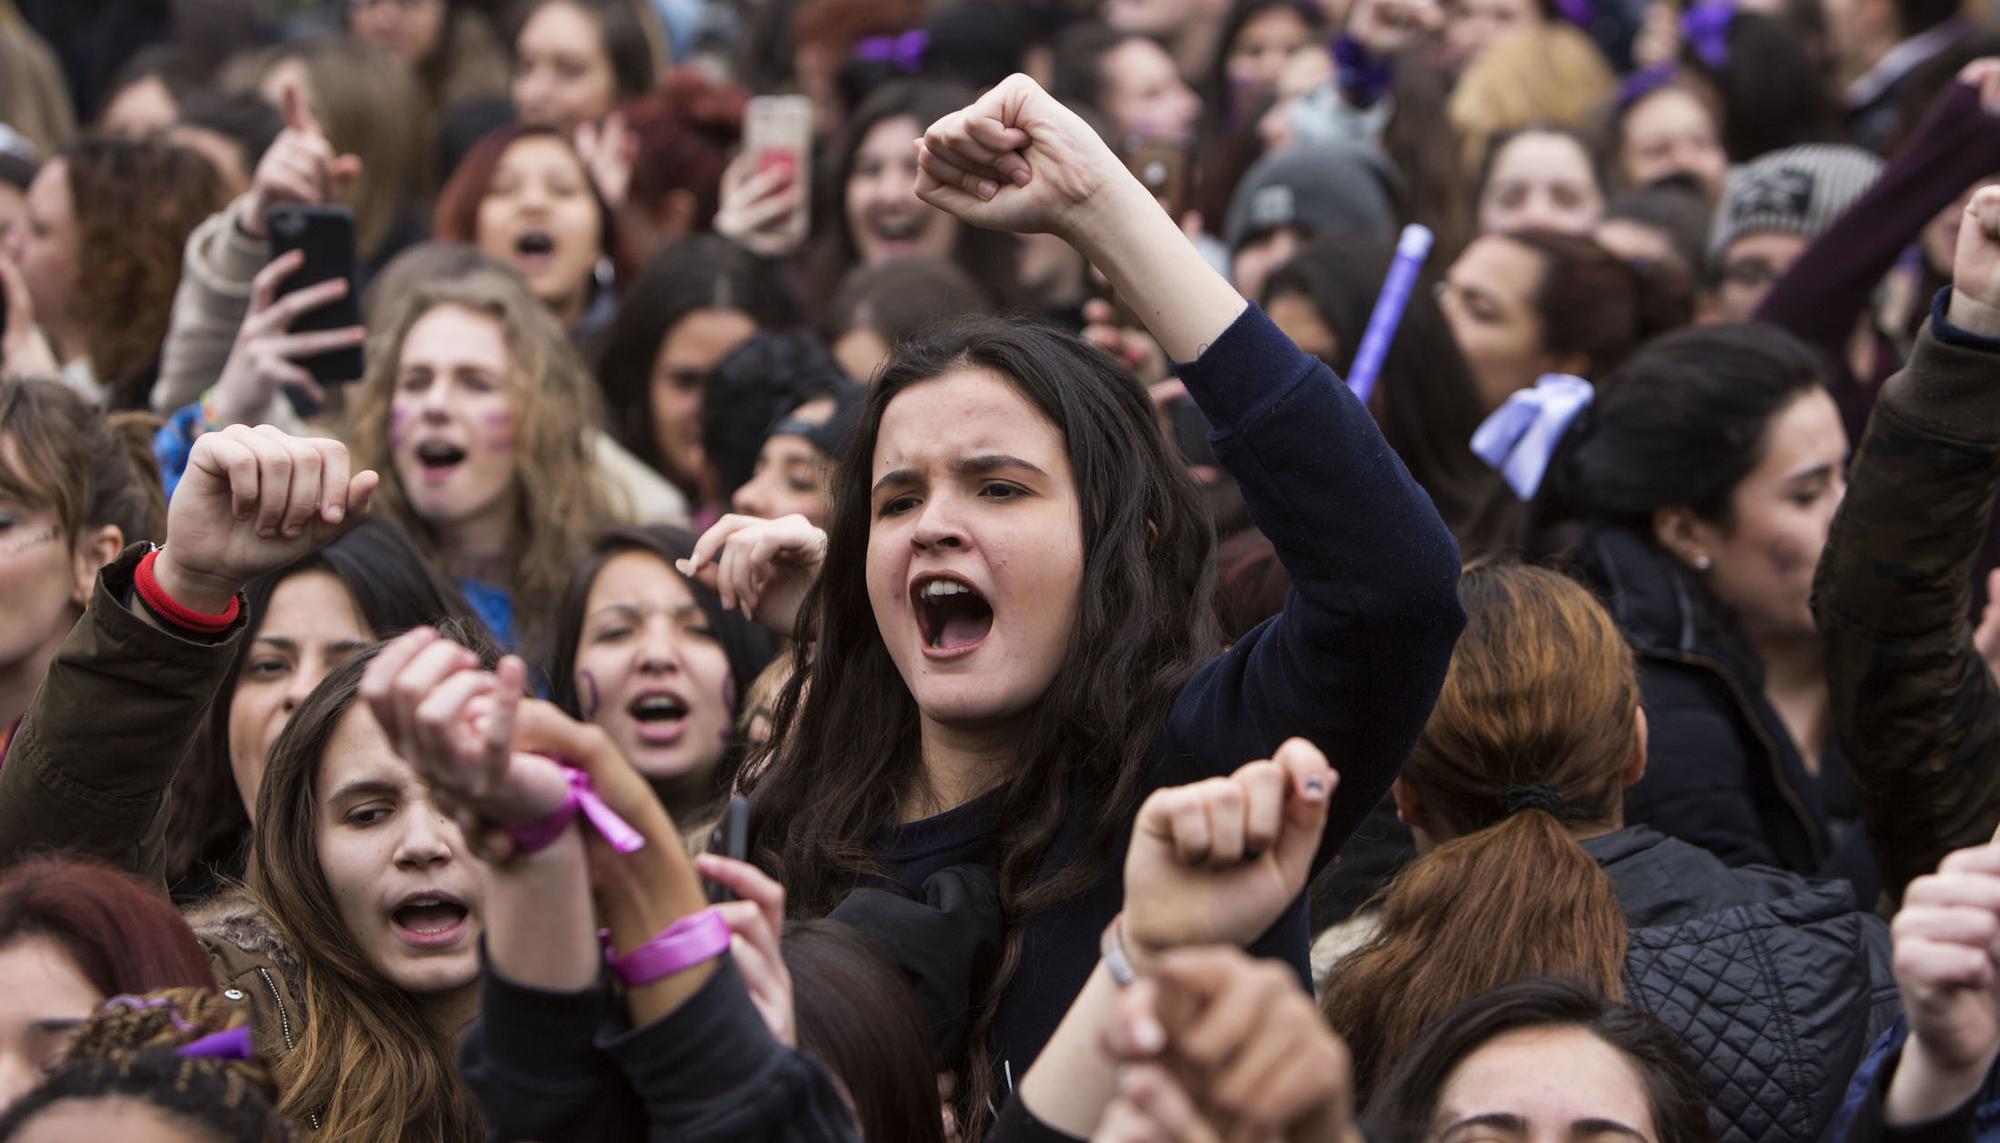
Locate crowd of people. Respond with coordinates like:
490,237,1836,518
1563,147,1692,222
6,0,2000,1140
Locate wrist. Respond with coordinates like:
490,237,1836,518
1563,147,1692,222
1061,173,1158,265
1947,286,2000,340
150,549,242,616
1885,1035,1997,1126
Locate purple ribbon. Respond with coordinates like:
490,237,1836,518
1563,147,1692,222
852,30,928,72
1470,374,1595,501
1681,0,1735,70
177,1025,253,1061
1554,0,1594,27
568,766,646,854
1617,63,1680,110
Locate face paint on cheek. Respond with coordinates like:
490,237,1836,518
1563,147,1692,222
577,668,600,720
482,410,518,453
1,527,59,557
720,673,737,745
388,407,410,449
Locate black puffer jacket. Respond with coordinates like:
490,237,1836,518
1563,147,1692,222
1572,526,1880,904
1584,827,1901,1143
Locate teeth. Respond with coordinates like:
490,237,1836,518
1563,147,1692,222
921,580,970,599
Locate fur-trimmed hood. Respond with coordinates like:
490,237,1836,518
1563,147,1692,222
186,889,308,1061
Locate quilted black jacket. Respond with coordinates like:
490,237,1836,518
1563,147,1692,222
1584,827,1901,1143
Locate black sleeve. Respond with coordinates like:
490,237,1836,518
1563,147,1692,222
1839,1043,1981,1143
458,958,644,1142
599,958,862,1143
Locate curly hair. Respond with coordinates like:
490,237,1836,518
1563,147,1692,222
346,264,616,648
0,987,299,1142
62,135,227,409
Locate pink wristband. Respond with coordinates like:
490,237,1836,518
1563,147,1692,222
500,763,646,857
605,908,732,986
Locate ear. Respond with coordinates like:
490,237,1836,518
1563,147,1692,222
1390,776,1426,832
70,524,125,606
1624,705,1649,788
1650,505,1713,571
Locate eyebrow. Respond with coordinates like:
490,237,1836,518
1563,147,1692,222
31,1017,86,1034
586,601,704,627
253,636,374,654
327,778,401,806
1442,1114,1648,1141
872,454,1049,494
1785,463,1836,484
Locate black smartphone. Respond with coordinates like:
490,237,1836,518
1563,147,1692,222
1168,398,1216,467
266,204,365,417
702,795,751,903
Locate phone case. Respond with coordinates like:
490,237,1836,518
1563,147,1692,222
266,204,366,415
745,96,813,245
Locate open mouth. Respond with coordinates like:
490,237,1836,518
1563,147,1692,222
912,575,993,655
866,211,928,243
627,689,690,745
390,892,469,947
413,440,467,480
513,229,557,272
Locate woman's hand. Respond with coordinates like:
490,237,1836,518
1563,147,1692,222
699,854,796,1045
155,424,377,613
914,73,1132,244
1948,185,2000,338
1885,842,2000,1125
360,629,573,856
241,81,361,239
1104,946,1362,1143
678,513,827,634
0,252,58,380
1082,298,1169,384
575,111,636,210
1122,740,1335,966
207,249,366,425
714,153,809,258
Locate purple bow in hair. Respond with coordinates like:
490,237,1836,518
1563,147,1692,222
852,30,928,72
177,1026,254,1061
1680,0,1736,70
1554,0,1594,27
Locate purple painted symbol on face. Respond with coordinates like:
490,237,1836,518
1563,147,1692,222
578,668,601,721
720,673,738,745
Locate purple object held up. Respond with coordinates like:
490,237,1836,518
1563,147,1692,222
177,1025,254,1061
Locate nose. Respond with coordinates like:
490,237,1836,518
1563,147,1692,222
911,495,969,551
0,1051,38,1114
280,660,324,715
732,472,773,520
392,805,457,871
636,615,686,675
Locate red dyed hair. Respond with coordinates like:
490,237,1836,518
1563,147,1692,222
433,122,637,291
0,857,212,997
621,70,748,232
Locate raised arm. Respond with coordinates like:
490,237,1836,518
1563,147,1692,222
1814,185,2000,902
915,77,1465,861
0,425,374,876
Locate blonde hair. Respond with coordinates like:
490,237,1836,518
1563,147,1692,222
0,20,72,156
347,265,615,648
1449,23,1616,175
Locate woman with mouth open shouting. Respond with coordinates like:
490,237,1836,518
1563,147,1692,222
686,74,1466,1127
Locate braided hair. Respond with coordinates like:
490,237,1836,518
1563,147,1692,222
0,987,297,1143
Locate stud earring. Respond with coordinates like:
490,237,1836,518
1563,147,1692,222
1693,555,1713,572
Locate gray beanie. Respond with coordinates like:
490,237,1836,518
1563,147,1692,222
1223,141,1400,253
1708,144,1885,263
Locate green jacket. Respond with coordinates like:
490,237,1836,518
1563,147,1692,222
1814,298,2000,903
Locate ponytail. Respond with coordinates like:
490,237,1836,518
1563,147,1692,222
1323,807,1627,1100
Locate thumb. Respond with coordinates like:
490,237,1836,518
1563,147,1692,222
280,79,320,138
511,699,609,767
330,154,363,197
1271,739,1334,880
1976,571,2000,659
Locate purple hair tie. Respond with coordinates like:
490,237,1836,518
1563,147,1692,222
1554,0,1594,28
852,30,928,72
1617,63,1680,110
1680,0,1736,70
177,1025,254,1061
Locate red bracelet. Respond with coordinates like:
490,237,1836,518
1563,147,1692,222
134,549,241,634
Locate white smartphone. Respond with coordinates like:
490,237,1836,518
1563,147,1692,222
744,94,814,245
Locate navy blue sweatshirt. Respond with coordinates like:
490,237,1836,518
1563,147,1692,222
865,303,1466,1090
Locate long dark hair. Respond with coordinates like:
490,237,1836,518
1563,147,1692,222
1365,977,1715,1143
785,919,947,1143
1541,323,1824,531
250,647,485,1141
542,525,776,824
1261,234,1514,552
506,0,656,100
164,516,492,897
594,235,790,493
748,315,1219,1127
810,81,1024,314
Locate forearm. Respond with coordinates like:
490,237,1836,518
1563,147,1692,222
597,832,718,1026
1017,963,1124,1134
486,829,600,992
1064,177,1246,365
1884,1037,1995,1129
154,198,267,415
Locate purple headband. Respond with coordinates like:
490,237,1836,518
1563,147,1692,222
1681,0,1736,70
1617,63,1680,110
1554,0,1594,28
852,30,927,72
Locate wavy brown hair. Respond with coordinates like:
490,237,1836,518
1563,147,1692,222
248,649,483,1142
748,315,1219,1135
347,265,615,649
63,135,227,408
1322,561,1635,1100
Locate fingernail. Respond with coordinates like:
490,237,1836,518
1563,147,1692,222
1304,776,1327,799
675,558,694,574
1133,1017,1165,1055
1011,167,1031,186
977,179,999,200
325,504,344,523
